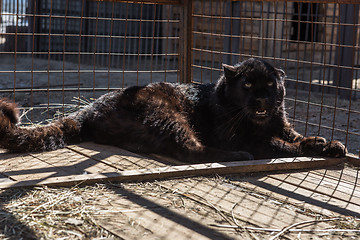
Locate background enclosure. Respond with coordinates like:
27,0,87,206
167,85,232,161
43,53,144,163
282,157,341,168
0,0,359,156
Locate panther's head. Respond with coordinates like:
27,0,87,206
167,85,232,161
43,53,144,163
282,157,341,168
217,58,286,125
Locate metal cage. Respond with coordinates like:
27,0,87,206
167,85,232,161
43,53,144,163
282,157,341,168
0,0,359,156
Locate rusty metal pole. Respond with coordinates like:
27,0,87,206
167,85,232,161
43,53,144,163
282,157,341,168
179,0,193,84
333,4,359,99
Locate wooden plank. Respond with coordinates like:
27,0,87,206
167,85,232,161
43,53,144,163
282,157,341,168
235,180,340,217
94,192,237,240
267,172,360,205
310,166,360,185
158,178,333,231
256,177,359,217
267,170,360,200
93,179,336,240
67,142,169,170
233,167,360,217
32,148,119,175
0,147,119,182
0,152,66,181
0,156,344,189
340,167,360,183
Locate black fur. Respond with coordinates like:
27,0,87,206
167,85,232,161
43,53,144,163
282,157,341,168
0,58,347,162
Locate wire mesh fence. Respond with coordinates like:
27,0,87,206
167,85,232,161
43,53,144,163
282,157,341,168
191,0,360,156
0,0,181,122
0,0,359,156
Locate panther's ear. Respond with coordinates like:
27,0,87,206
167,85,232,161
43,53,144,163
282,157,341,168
275,68,286,81
222,64,237,80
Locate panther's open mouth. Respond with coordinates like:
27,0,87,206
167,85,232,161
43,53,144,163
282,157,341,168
253,109,270,123
255,110,267,116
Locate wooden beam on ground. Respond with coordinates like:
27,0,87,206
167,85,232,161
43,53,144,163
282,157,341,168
0,156,344,189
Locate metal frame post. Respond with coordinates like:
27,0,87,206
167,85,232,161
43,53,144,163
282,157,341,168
179,0,193,83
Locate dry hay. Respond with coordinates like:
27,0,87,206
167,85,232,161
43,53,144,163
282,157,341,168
0,184,117,239
1,177,359,239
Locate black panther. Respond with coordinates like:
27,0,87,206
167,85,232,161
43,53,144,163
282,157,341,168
0,58,346,162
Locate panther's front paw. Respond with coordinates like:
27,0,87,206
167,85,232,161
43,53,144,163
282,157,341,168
300,136,347,158
300,136,327,155
322,141,347,158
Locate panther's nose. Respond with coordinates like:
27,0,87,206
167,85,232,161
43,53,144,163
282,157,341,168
255,98,267,109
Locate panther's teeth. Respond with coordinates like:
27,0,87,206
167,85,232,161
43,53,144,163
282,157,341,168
256,110,267,115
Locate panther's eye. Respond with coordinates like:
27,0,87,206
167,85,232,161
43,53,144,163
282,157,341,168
267,81,274,87
244,82,252,89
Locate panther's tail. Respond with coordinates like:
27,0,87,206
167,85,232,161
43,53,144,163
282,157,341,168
0,98,82,153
